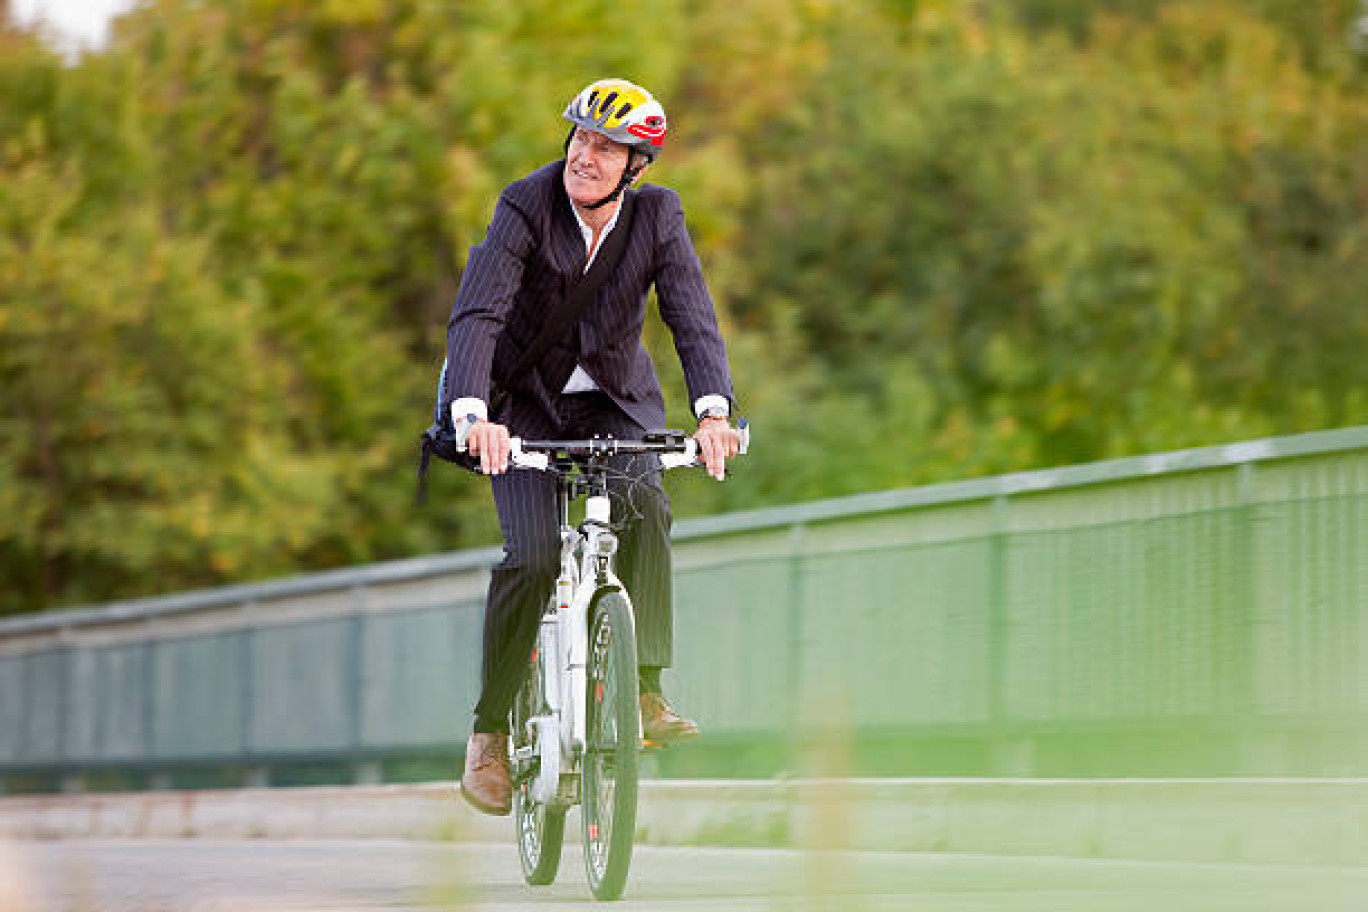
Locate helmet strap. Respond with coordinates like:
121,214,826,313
564,129,648,210
585,152,647,210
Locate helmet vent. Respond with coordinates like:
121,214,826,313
563,79,667,159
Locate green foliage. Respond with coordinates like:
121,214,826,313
1,0,1364,611
727,1,1366,500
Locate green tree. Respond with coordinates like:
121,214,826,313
1,0,1364,612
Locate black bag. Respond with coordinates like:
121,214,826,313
418,190,638,501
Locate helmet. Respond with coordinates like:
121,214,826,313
562,78,668,161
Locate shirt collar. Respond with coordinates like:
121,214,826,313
570,197,622,256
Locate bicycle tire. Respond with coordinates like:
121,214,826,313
581,589,640,901
512,639,565,886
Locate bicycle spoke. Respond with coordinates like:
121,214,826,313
581,593,638,899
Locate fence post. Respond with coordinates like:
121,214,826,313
239,607,256,771
786,522,807,766
93,643,105,763
143,634,158,772
1233,460,1274,773
989,494,1031,774
348,586,369,784
55,635,71,772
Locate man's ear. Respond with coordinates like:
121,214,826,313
629,153,651,183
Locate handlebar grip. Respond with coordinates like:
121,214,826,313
658,438,698,470
508,438,549,471
453,412,480,453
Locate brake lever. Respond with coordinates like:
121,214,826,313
454,412,479,453
658,438,699,470
662,420,751,472
454,414,551,471
509,439,549,471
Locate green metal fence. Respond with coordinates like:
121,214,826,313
2,427,1365,789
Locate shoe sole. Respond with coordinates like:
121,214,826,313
459,782,511,817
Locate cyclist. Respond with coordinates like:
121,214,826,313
445,79,742,816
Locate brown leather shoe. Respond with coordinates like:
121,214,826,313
640,693,700,743
460,733,511,816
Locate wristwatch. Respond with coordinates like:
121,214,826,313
697,405,729,423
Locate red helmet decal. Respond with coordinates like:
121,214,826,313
628,119,668,145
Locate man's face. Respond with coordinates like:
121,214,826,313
564,127,633,208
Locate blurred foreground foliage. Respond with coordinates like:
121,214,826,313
1,0,1364,611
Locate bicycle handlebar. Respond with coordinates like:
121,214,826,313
454,417,750,473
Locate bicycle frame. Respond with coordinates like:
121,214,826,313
530,476,635,807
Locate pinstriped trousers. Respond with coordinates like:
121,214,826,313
472,391,673,732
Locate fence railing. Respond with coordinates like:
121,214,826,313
3,425,1366,789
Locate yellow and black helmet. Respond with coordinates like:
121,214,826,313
563,78,668,161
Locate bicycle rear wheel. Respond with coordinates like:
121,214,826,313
582,590,640,901
512,641,565,886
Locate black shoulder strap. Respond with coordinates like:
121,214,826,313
487,190,638,415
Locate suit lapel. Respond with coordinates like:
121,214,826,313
548,163,586,281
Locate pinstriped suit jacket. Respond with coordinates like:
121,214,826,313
443,159,733,435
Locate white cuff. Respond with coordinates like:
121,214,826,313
693,394,730,420
450,397,488,425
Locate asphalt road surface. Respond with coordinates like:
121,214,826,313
7,839,1368,911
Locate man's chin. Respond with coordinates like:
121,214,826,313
565,178,611,206
569,193,609,208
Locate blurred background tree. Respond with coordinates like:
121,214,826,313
1,0,1364,612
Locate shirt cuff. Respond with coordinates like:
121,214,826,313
450,397,488,425
693,394,730,420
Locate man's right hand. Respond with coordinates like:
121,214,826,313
464,419,512,475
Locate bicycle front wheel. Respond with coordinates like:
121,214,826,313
582,589,640,901
512,641,565,886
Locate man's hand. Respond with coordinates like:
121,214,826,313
465,419,512,475
694,417,740,481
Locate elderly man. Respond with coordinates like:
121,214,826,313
444,79,741,815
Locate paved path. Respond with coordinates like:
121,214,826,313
7,839,1368,911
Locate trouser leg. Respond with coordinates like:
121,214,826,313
472,466,560,734
606,454,674,669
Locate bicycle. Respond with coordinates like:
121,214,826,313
456,421,747,901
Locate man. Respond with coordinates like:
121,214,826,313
444,79,741,816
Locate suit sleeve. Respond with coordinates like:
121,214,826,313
443,193,535,405
652,189,734,409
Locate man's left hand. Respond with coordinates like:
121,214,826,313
694,417,740,481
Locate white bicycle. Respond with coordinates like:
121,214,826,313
458,424,747,901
